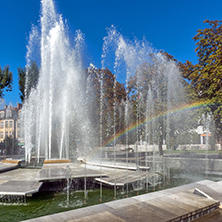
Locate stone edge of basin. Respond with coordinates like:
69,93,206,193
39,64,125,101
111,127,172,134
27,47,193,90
43,159,71,164
1,159,21,164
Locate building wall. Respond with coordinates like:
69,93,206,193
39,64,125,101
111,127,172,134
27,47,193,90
0,119,15,142
0,104,22,143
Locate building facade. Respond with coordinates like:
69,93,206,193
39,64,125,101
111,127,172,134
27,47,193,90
0,103,22,143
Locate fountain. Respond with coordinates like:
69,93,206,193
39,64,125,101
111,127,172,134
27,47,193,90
65,165,71,206
22,0,187,166
20,0,193,195
1,0,221,221
21,0,189,170
23,0,91,163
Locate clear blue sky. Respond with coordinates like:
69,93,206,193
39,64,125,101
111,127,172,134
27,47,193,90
0,0,222,106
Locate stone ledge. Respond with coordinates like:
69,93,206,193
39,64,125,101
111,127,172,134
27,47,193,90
43,159,71,164
1,159,21,164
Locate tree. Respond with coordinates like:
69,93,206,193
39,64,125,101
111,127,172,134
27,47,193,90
18,61,39,102
0,65,13,98
183,20,222,143
86,67,126,145
18,67,26,102
127,51,199,155
4,136,19,155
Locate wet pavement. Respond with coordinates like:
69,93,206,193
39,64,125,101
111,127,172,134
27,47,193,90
0,168,42,196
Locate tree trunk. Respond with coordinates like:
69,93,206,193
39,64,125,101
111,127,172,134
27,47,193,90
158,134,163,156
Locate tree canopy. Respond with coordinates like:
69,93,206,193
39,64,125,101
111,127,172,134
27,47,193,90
86,67,126,144
17,67,26,102
182,20,222,143
18,61,39,102
0,65,13,99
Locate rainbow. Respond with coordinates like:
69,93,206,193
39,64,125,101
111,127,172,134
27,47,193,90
88,99,214,158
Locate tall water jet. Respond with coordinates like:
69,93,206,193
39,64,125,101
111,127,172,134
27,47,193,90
23,0,91,162
23,0,187,196
101,26,187,191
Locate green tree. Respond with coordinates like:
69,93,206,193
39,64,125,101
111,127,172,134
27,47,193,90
18,67,26,102
86,67,126,145
0,65,13,98
4,136,19,155
184,20,222,143
127,52,198,155
18,61,39,102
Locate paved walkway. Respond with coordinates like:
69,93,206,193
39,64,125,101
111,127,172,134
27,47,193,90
22,180,222,222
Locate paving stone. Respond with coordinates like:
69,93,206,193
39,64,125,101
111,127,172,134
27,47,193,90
67,211,125,222
194,185,222,202
0,180,42,195
111,202,168,222
21,179,221,222
105,197,140,209
38,163,106,181
0,168,41,196
148,196,189,216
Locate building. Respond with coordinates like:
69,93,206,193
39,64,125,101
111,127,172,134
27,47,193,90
0,103,22,144
196,125,211,145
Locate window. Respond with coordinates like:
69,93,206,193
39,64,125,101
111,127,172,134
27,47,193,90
1,122,3,128
5,131,8,138
9,121,13,128
6,110,12,118
0,112,4,118
1,132,3,138
5,121,8,128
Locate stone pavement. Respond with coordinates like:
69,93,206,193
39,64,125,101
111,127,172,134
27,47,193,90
0,162,158,197
87,161,159,187
38,162,107,181
38,162,159,188
22,180,222,222
0,168,42,196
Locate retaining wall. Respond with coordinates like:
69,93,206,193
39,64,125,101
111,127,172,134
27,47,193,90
165,157,222,173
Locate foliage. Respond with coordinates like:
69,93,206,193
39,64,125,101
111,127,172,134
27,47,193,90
175,131,200,145
133,60,167,155
17,67,26,102
0,65,13,98
4,137,19,155
18,61,39,102
86,67,126,145
127,53,191,155
183,20,222,143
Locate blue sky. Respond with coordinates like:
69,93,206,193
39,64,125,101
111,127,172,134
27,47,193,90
0,0,222,106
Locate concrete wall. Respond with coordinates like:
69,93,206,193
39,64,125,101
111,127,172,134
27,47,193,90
177,144,221,151
164,157,222,173
124,143,221,152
